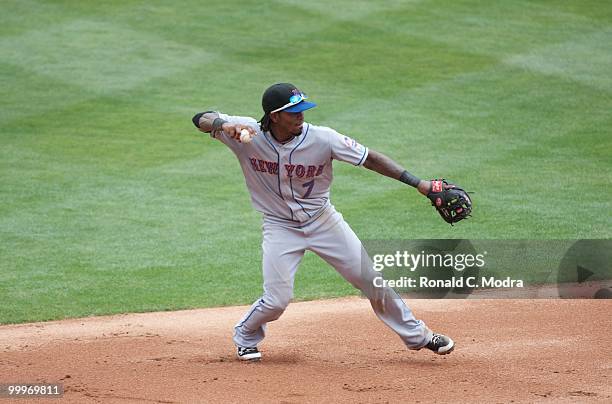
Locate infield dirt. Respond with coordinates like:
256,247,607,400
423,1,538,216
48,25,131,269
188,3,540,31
1,298,610,403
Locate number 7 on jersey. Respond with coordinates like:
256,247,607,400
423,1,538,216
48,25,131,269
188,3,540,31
303,179,315,198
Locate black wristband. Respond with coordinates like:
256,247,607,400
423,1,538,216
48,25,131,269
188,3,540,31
399,170,421,188
212,117,228,132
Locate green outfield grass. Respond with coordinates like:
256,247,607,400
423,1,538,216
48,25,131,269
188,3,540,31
1,0,611,323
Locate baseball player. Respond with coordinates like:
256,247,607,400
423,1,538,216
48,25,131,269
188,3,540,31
192,83,455,361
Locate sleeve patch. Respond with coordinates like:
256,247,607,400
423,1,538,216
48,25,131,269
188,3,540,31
343,136,364,153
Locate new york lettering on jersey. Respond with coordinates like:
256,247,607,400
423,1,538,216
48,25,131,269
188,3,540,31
247,158,324,179
214,114,368,222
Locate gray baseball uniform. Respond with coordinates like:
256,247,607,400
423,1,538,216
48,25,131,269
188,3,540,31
213,113,432,350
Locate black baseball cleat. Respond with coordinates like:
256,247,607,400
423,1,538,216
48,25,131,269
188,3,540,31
237,346,262,361
425,333,455,355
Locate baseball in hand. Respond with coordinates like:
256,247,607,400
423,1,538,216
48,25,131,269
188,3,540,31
240,129,253,143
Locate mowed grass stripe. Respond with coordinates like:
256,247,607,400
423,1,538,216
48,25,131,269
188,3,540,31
0,19,216,96
1,0,140,34
0,63,99,123
326,64,610,170
364,0,610,59
273,0,425,23
505,30,612,93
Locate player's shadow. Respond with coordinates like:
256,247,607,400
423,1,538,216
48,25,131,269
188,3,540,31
243,350,454,368
386,355,456,368
250,352,302,364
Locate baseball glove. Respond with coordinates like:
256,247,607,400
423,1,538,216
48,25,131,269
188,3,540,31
427,179,472,225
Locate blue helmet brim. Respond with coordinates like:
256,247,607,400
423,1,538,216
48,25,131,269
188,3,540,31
283,101,317,113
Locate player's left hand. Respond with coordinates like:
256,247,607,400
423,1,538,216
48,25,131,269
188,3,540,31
426,179,472,225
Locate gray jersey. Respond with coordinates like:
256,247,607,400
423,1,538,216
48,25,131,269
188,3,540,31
213,112,434,353
215,113,369,223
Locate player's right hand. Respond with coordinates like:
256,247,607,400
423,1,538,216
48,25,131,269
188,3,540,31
222,123,257,142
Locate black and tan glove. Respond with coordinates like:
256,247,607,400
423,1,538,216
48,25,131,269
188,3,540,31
427,179,472,225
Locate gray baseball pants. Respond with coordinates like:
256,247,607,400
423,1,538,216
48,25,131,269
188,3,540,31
233,205,432,350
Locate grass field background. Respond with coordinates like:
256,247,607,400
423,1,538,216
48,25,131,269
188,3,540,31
1,0,611,323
